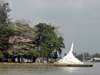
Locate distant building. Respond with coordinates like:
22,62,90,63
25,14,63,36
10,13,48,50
85,57,93,62
93,57,100,62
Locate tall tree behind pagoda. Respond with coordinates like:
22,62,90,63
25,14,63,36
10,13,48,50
34,23,65,58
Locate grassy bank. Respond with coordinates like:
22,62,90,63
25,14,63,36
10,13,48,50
0,63,54,66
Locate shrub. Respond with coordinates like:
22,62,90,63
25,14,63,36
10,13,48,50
48,60,54,63
8,59,12,63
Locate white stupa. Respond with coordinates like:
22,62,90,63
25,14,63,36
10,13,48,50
57,41,82,64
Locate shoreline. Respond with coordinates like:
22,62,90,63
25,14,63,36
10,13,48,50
0,63,54,66
0,63,93,67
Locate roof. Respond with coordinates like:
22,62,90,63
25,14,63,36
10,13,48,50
94,57,100,60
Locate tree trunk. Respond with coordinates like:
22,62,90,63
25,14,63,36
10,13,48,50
18,55,20,63
21,55,23,63
33,56,36,62
46,55,48,63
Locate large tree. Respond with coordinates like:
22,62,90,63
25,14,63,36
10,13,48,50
8,20,38,62
34,23,65,58
0,0,11,59
0,0,11,25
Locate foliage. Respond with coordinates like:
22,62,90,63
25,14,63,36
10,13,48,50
34,23,65,58
93,53,100,57
0,1,11,58
88,55,93,57
0,26,9,51
8,59,12,63
48,60,54,63
0,51,4,59
0,0,11,25
8,20,38,59
76,54,83,61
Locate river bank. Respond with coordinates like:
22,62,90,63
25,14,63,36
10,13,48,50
0,62,93,67
0,63,54,66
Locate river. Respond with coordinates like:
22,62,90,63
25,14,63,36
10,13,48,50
0,62,99,75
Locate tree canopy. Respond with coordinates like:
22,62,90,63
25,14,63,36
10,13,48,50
34,23,65,58
8,20,38,57
0,0,11,25
0,0,11,59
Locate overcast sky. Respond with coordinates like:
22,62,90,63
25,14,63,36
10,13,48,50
6,0,100,55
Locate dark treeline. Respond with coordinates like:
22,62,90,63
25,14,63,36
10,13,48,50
75,52,100,61
0,1,65,62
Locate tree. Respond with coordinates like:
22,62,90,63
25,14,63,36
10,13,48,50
34,23,65,58
0,51,4,60
0,0,11,25
8,20,38,62
0,0,11,59
56,36,65,55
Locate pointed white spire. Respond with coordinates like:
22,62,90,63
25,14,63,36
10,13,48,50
57,41,81,63
69,40,74,52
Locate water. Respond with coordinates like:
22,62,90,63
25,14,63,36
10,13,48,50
0,62,99,75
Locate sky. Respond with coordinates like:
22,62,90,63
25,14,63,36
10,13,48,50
6,0,100,55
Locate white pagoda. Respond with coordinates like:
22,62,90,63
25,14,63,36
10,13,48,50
57,41,82,64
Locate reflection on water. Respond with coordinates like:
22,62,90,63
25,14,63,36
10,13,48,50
61,67,79,73
0,62,99,75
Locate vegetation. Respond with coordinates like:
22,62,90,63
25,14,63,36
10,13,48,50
8,59,12,63
75,52,100,61
33,23,65,58
48,60,54,63
0,0,11,60
0,1,65,62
